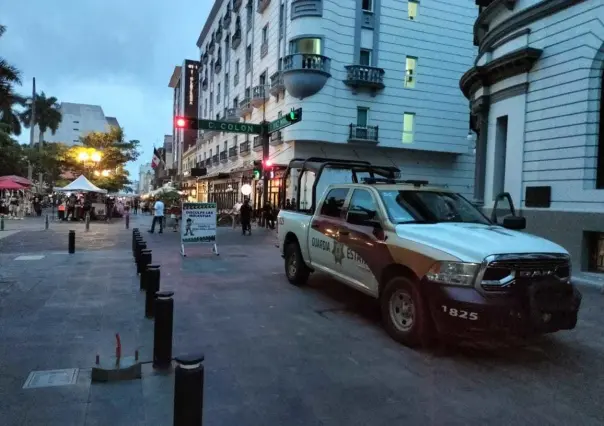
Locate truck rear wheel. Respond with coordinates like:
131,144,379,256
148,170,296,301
284,241,310,286
380,276,432,348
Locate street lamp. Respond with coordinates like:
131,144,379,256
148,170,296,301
77,149,102,175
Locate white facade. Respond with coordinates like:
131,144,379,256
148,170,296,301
39,102,119,146
194,0,478,197
462,0,604,270
138,163,154,194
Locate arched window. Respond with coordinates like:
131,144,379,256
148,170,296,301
597,65,604,188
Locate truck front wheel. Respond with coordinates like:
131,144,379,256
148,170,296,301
380,276,432,348
284,241,310,286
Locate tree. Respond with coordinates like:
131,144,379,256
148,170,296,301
0,25,24,136
0,123,27,176
63,127,141,193
23,141,70,189
20,91,62,144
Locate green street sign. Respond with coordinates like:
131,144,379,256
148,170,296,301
198,119,262,134
268,108,302,133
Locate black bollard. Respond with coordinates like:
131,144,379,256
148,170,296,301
145,267,161,318
153,291,174,369
137,249,152,275
132,228,139,252
135,241,147,265
173,354,205,426
141,264,160,291
133,235,142,257
125,213,130,229
68,230,75,254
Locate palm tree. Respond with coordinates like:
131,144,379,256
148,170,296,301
0,24,24,135
20,91,63,145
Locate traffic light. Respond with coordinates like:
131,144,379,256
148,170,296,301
263,159,273,168
284,108,302,124
174,116,198,130
252,160,262,180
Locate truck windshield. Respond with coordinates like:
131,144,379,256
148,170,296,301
379,190,491,225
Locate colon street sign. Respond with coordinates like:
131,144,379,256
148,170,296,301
198,119,262,134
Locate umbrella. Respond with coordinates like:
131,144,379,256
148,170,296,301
0,180,26,190
0,175,33,186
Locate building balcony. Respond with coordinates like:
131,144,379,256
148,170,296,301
232,29,242,49
270,71,285,96
251,85,268,108
214,59,222,74
215,26,223,42
208,41,215,54
212,154,219,164
291,0,323,20
239,98,253,116
343,65,385,95
201,77,208,91
225,107,240,121
220,151,228,162
282,53,331,99
239,141,251,156
257,0,270,14
234,0,242,11
252,136,263,152
223,11,231,27
269,131,283,146
348,124,379,145
229,146,238,158
202,52,208,64
205,158,212,167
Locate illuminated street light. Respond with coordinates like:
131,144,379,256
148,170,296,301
78,152,89,162
91,152,102,163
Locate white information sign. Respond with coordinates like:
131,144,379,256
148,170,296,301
180,202,218,256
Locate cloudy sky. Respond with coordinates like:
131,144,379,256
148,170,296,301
2,0,210,179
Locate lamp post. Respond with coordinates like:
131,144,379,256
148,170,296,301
77,149,102,175
26,78,36,183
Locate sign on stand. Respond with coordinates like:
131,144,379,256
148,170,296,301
180,202,219,257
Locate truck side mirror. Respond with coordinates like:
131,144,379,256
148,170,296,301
502,216,526,230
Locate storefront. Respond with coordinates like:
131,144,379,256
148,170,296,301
253,167,285,211
181,180,198,202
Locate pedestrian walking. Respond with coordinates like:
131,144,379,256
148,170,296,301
240,198,252,236
148,198,164,234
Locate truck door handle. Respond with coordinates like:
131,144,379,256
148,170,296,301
311,223,320,230
339,229,350,235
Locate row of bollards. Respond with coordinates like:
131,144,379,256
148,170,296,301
132,228,204,425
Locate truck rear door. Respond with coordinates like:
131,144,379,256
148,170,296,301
308,187,350,275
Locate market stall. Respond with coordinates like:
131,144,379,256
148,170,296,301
55,175,108,220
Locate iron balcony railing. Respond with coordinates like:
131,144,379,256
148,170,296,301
348,124,379,142
229,146,238,157
344,65,385,89
239,141,250,154
283,53,330,74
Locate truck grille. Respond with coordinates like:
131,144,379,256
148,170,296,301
480,254,570,292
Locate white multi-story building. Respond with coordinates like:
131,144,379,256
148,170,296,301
138,163,154,194
461,0,604,272
193,0,478,208
38,102,119,146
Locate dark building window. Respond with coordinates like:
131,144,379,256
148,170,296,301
597,68,604,189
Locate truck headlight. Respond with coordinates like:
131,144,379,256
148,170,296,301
425,261,479,287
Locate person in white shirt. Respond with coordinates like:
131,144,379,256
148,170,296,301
148,199,165,234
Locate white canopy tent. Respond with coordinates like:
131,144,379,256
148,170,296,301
55,175,107,194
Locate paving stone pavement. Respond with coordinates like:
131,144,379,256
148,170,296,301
0,214,603,425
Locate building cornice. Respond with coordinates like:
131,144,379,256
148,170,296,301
196,0,225,48
460,47,542,99
474,0,517,46
477,0,588,53
168,66,182,88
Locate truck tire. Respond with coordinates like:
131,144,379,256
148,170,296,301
380,276,432,348
284,241,310,286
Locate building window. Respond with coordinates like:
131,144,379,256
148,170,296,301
259,71,267,86
362,0,373,12
357,107,368,127
217,83,221,104
597,66,604,188
234,60,240,85
73,128,79,131
408,1,419,20
405,56,417,88
360,49,371,66
246,45,252,72
247,2,253,31
289,38,321,55
262,25,268,44
279,4,284,39
73,121,79,123
233,96,238,108
493,116,508,198
402,113,415,144
225,73,229,97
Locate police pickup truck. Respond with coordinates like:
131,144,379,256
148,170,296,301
276,158,581,347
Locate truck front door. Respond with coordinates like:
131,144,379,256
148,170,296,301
308,187,350,275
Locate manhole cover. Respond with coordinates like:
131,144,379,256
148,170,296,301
23,368,79,389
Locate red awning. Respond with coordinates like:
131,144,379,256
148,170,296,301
0,180,26,190
0,175,33,186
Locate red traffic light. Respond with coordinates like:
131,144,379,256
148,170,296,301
264,160,273,167
175,117,186,128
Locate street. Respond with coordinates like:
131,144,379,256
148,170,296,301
0,215,604,425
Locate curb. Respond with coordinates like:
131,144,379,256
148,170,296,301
573,276,604,293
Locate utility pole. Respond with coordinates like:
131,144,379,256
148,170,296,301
27,77,36,182
261,85,269,212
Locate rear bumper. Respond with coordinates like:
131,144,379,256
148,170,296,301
424,279,582,338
